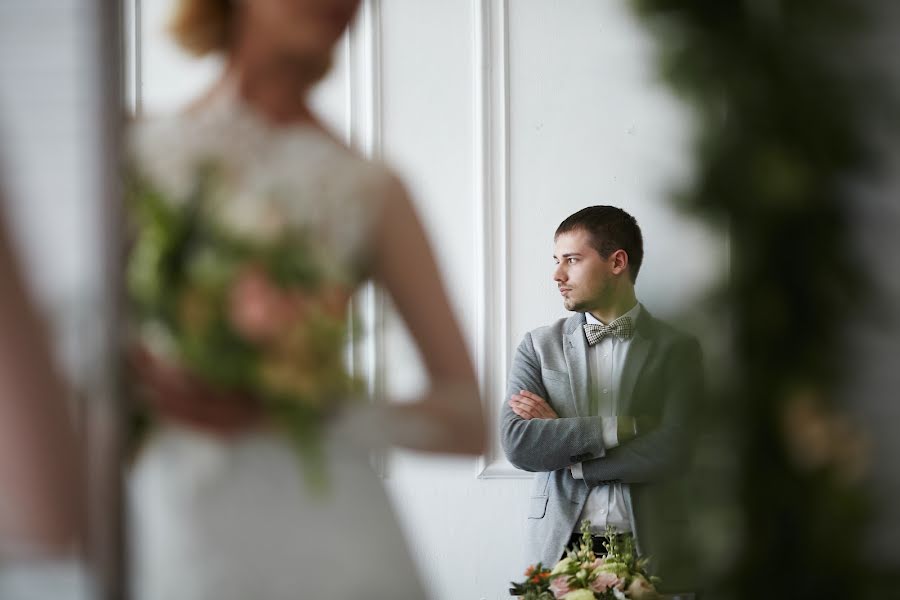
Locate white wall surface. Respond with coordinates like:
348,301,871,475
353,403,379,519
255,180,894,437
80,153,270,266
131,1,725,598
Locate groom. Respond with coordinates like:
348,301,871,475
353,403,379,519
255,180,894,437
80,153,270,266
500,206,703,592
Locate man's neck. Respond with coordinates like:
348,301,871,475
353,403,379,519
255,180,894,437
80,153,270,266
587,291,638,325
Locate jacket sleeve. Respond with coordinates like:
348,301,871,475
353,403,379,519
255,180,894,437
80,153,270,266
581,336,704,486
500,332,608,472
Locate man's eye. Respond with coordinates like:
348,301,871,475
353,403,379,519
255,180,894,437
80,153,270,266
567,258,577,264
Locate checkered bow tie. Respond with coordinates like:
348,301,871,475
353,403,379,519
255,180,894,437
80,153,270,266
583,316,635,345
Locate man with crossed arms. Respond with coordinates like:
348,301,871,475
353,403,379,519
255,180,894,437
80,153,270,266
501,206,703,593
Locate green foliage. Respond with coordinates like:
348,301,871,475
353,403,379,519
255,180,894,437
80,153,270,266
628,0,899,597
508,563,554,600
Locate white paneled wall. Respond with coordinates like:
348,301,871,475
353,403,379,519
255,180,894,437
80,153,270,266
131,1,724,598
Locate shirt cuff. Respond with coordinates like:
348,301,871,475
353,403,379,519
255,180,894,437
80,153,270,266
570,462,584,479
601,416,620,449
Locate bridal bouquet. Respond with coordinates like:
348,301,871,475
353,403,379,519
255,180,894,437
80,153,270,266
509,522,661,600
126,163,361,488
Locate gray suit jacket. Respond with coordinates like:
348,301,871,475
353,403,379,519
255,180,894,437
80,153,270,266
500,309,703,590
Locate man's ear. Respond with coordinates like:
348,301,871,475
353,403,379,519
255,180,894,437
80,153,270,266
611,249,629,275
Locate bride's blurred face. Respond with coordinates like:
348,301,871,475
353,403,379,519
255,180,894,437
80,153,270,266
240,0,360,67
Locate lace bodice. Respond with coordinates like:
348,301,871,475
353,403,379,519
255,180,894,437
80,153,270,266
129,91,390,285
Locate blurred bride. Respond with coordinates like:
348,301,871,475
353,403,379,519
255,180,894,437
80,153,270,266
127,1,486,598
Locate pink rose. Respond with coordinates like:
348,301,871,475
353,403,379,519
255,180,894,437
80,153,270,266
590,571,620,593
549,576,573,599
228,266,308,343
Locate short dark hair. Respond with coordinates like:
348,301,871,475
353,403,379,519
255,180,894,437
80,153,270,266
555,206,644,283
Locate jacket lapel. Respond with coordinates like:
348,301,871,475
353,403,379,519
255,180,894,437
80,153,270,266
563,313,591,417
619,309,656,414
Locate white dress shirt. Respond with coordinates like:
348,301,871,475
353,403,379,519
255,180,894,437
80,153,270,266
570,302,642,535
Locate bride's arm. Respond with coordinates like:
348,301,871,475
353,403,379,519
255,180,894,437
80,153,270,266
369,176,487,456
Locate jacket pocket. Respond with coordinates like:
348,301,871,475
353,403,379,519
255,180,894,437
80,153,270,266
528,495,549,519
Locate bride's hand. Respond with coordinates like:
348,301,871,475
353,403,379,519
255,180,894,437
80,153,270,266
128,345,263,436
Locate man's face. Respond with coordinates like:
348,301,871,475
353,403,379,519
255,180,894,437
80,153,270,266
553,229,615,312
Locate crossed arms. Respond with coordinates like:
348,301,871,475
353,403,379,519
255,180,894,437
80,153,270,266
499,332,703,487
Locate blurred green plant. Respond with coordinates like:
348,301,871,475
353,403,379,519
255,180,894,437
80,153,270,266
628,0,899,597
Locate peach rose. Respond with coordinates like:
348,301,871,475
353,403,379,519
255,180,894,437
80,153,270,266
626,575,659,600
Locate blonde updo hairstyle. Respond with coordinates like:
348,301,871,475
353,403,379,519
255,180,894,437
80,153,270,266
168,0,236,56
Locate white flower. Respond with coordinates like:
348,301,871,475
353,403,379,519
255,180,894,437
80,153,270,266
551,558,573,576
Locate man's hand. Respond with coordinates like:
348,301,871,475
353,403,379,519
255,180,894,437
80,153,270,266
128,345,263,436
508,390,558,420
617,415,638,443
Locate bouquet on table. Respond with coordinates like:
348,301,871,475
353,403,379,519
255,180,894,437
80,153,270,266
510,522,660,600
126,163,362,489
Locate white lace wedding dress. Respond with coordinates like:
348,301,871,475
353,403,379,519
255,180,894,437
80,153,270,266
127,93,427,600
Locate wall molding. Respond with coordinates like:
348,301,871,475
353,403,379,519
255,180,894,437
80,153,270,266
346,0,383,158
473,0,525,479
346,0,389,478
125,0,141,115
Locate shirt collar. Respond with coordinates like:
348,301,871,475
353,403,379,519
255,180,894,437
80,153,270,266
585,301,642,326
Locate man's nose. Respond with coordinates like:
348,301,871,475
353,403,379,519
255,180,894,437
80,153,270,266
553,265,566,282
